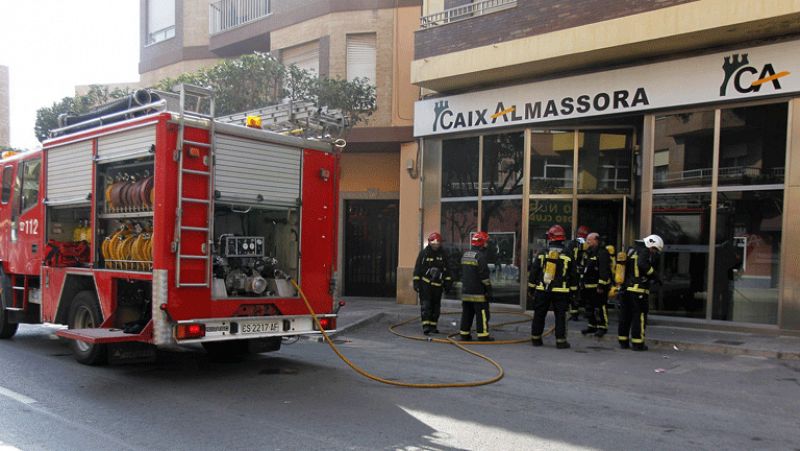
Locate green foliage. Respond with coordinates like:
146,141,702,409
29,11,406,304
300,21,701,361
34,85,132,142
35,52,376,142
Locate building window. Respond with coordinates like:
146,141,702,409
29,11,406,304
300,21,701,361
146,0,176,45
346,34,376,85
482,132,523,196
577,130,632,194
1,166,12,204
20,159,40,213
441,137,479,198
282,41,320,75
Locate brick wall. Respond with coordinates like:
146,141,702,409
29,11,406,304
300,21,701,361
416,0,698,59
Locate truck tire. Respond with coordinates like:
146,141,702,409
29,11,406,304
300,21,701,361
67,291,107,365
0,271,18,339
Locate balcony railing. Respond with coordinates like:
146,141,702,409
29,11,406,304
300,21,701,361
209,0,271,35
420,0,517,29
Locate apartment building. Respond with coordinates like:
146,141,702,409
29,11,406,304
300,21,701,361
0,65,9,147
139,0,422,298
410,0,800,332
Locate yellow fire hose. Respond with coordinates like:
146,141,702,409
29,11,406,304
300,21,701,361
290,278,554,389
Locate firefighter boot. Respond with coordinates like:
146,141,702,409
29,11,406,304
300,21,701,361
478,335,495,342
459,332,472,342
581,327,597,336
556,340,571,349
594,328,607,338
619,340,630,349
531,337,543,347
632,343,649,351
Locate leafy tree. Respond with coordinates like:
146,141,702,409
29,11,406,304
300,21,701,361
34,85,132,142
35,52,376,142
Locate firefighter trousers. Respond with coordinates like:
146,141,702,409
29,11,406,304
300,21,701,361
618,291,649,346
419,284,443,331
460,301,491,338
582,287,609,331
531,291,570,342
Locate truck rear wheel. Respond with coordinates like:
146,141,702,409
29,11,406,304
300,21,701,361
0,272,18,339
67,291,107,365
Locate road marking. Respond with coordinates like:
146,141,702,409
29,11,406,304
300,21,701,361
0,385,37,405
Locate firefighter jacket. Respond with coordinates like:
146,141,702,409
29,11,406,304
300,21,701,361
460,246,492,302
564,239,585,273
413,246,452,289
529,245,578,294
622,242,658,294
580,244,612,289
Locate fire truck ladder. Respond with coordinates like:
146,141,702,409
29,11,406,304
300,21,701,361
215,100,348,139
172,84,215,288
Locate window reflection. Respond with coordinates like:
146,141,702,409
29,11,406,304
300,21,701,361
483,199,522,305
719,103,787,186
652,193,711,318
531,131,574,194
482,133,524,196
577,130,632,194
441,137,479,197
653,111,715,189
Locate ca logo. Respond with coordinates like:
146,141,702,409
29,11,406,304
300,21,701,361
719,53,790,96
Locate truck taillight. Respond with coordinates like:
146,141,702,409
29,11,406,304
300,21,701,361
175,323,206,340
315,317,336,331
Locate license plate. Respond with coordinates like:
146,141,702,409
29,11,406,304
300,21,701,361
239,320,281,335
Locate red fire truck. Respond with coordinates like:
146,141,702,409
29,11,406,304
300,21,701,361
0,85,340,364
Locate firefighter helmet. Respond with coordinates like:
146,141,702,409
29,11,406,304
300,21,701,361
576,225,590,239
546,224,566,242
471,231,489,247
643,234,664,252
427,232,443,244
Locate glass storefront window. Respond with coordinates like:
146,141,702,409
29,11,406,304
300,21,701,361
713,190,782,324
482,132,524,196
442,137,479,198
531,131,574,194
651,192,711,318
578,130,632,194
653,111,715,189
441,201,478,300
482,199,522,305
718,103,787,186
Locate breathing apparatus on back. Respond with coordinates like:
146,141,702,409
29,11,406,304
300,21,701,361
543,225,567,287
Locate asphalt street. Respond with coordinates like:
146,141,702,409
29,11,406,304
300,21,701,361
1,314,799,450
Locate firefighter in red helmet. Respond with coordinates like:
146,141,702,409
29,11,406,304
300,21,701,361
413,231,452,335
458,231,494,341
528,224,577,349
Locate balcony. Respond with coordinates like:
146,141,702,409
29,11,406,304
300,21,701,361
420,0,517,29
209,0,271,35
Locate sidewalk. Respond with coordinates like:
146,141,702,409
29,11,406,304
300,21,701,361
333,297,800,361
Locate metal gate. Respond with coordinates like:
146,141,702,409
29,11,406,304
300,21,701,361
344,200,398,297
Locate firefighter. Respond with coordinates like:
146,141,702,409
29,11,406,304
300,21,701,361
458,231,494,342
564,225,590,321
413,232,452,335
579,232,612,337
618,234,663,351
529,224,577,349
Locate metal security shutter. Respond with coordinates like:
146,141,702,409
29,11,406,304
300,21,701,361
96,124,156,163
46,140,93,205
214,135,301,207
282,40,319,75
346,34,376,83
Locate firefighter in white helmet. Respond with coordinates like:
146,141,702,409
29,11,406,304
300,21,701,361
618,234,663,351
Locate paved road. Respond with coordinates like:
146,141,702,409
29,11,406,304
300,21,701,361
1,315,799,450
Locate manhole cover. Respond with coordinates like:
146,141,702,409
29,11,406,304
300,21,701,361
714,340,744,346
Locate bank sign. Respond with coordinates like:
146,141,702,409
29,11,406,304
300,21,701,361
414,40,799,137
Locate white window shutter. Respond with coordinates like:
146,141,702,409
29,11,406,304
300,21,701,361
346,34,376,84
282,41,320,75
